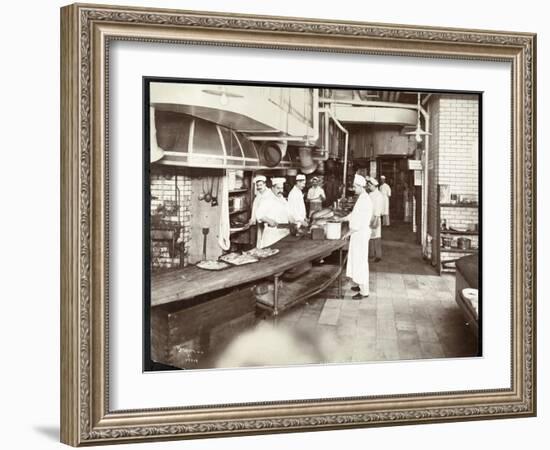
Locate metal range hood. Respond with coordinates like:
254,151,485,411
152,109,301,170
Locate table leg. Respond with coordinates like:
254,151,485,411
273,274,280,317
338,249,343,299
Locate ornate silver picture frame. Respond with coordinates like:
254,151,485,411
60,3,536,446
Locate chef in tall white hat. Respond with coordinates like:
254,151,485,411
379,175,392,226
287,174,308,227
254,177,291,248
337,173,373,299
249,174,274,247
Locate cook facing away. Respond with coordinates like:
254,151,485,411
338,174,373,299
254,177,291,248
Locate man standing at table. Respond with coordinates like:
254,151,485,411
379,175,392,226
306,176,326,217
255,177,291,248
287,174,308,228
367,177,384,262
338,174,373,299
249,175,274,247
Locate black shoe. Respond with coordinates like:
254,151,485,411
351,286,360,292
352,293,369,300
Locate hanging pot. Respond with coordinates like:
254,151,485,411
299,147,318,174
259,141,287,167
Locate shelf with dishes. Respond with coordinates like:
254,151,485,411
440,247,478,254
229,208,249,215
440,203,478,208
230,221,251,234
440,229,478,236
436,185,479,274
227,169,254,245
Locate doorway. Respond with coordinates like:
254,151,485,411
377,156,414,223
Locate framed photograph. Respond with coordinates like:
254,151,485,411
60,3,536,446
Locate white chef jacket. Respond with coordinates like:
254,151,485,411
250,189,275,247
369,189,384,239
255,191,290,248
287,186,307,224
379,183,391,216
346,192,373,286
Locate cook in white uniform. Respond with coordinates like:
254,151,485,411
254,177,291,248
339,174,373,299
306,177,326,216
367,177,384,261
379,175,392,226
287,174,308,228
249,175,274,247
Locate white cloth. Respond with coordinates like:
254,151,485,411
369,189,384,239
255,192,290,248
346,192,373,289
287,186,306,224
379,183,392,216
218,175,231,250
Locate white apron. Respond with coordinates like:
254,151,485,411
255,191,290,248
369,189,385,239
346,192,373,285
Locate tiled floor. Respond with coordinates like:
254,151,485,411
214,222,479,368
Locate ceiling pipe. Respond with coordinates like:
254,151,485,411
319,97,427,114
421,105,431,257
421,93,433,105
319,107,349,196
319,97,429,132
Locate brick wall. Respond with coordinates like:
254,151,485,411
438,96,479,202
150,166,192,271
426,95,480,265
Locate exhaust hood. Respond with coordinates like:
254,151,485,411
152,109,301,170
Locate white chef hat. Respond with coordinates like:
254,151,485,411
368,177,379,186
353,174,367,187
380,175,386,179
296,174,306,181
271,177,286,186
253,175,267,183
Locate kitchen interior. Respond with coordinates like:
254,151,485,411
148,82,480,371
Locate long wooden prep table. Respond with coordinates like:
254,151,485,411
151,236,346,368
152,236,346,308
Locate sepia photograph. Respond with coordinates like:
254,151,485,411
145,80,481,371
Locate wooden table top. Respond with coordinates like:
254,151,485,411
151,236,346,307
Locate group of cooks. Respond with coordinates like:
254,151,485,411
248,173,392,300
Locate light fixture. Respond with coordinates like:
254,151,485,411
405,93,431,143
220,90,228,106
201,86,244,106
